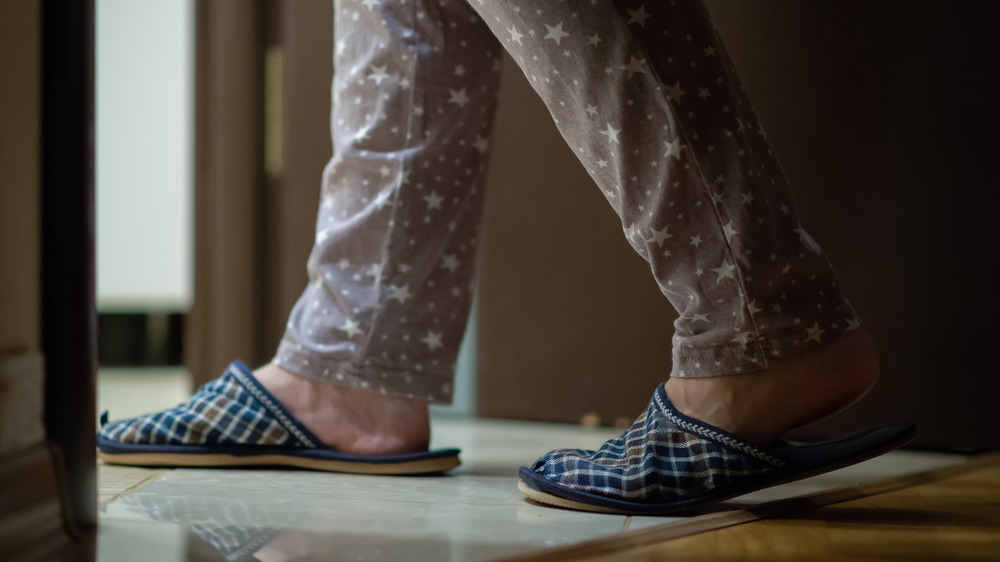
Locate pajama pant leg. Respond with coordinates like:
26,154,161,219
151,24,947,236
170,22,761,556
464,0,860,378
278,0,862,404
273,0,502,403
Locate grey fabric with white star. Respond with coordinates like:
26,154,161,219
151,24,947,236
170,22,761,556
274,0,860,404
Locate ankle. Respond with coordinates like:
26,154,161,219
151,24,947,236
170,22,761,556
253,363,431,455
665,328,880,444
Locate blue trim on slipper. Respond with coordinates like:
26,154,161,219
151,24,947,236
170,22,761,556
651,385,787,467
98,360,461,468
227,360,323,448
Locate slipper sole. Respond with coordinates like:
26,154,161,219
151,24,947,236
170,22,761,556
98,450,460,475
518,480,631,514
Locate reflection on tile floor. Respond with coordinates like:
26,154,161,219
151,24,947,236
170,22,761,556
97,415,967,562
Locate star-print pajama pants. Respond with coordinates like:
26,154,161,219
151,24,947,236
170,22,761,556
272,0,860,404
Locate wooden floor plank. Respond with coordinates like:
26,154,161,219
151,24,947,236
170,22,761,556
589,464,1000,561
506,454,1000,562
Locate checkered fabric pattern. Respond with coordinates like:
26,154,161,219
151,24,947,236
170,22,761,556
526,385,787,502
98,361,319,449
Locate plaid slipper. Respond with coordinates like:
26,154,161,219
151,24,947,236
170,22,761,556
518,384,915,515
97,361,460,475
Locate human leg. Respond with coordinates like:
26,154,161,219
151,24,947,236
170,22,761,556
467,0,861,382
97,0,503,468
461,0,907,511
256,0,503,456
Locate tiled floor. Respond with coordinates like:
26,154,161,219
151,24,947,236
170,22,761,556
95,369,968,561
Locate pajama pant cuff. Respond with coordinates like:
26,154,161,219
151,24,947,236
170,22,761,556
272,339,455,405
670,320,863,379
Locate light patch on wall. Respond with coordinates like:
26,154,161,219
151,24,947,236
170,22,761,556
96,0,194,311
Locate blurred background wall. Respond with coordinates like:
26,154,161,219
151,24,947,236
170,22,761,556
96,0,193,366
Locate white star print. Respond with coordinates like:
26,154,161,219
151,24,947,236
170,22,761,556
441,254,460,273
423,191,444,210
339,319,363,338
596,158,609,168
646,225,673,246
689,234,703,248
544,23,569,45
361,0,380,10
665,81,685,103
621,55,647,79
723,220,739,241
627,4,652,27
846,316,862,331
473,135,489,154
448,89,470,107
367,65,389,85
731,331,753,346
585,104,598,116
388,284,412,303
587,34,602,46
711,261,736,282
601,123,621,144
664,138,685,159
508,25,524,45
804,322,826,344
422,331,444,351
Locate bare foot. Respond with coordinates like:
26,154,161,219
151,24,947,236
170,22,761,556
665,327,880,445
253,364,430,456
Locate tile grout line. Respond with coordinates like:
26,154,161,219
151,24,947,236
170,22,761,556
99,468,171,509
499,453,1000,562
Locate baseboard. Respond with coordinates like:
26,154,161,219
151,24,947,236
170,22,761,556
0,352,46,456
0,443,72,560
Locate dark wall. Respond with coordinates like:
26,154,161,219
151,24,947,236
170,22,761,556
477,1,1000,450
707,0,1000,450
